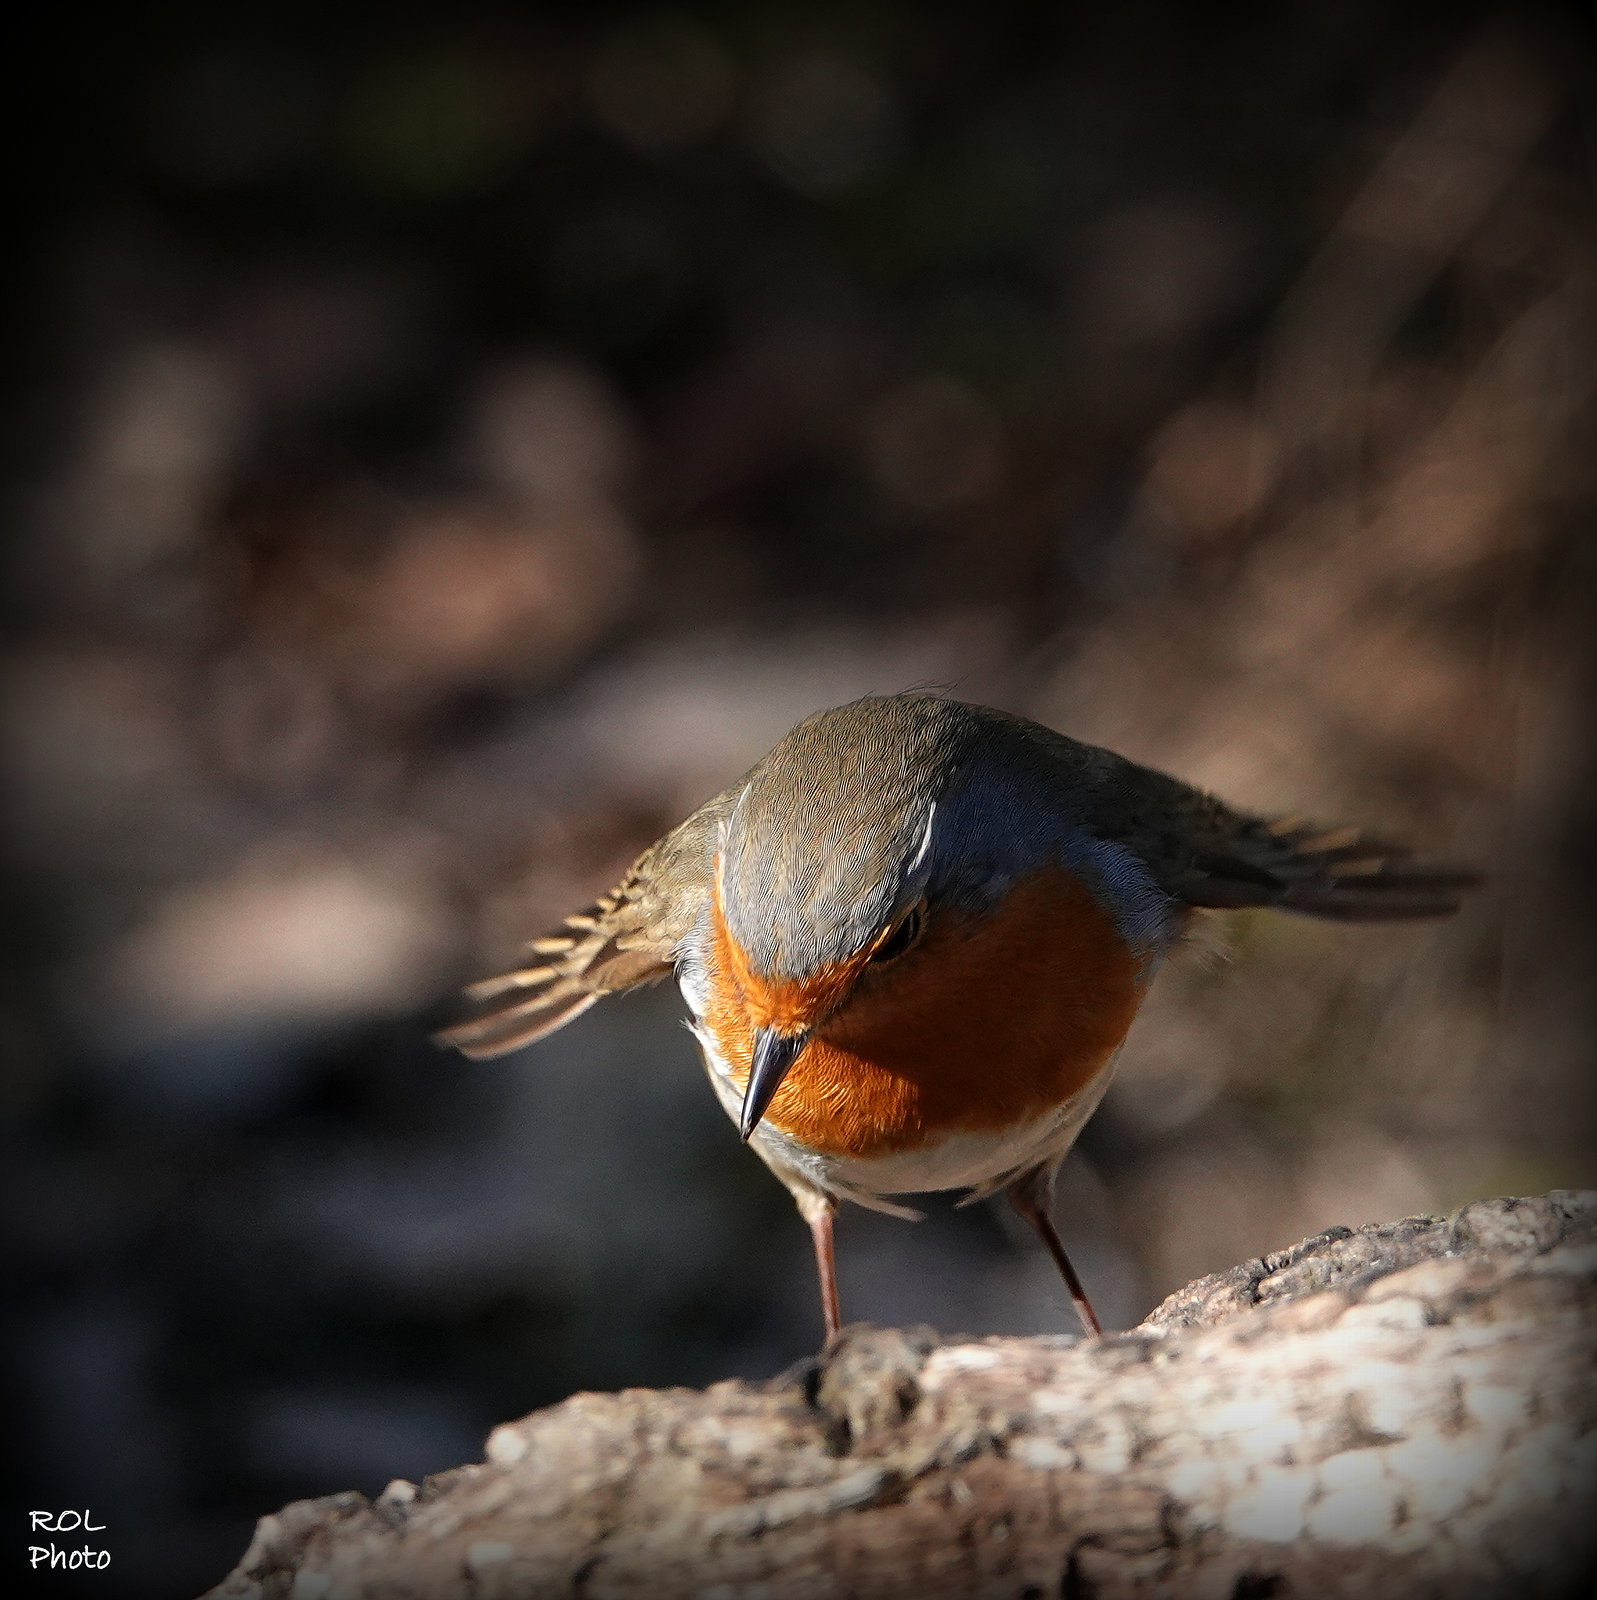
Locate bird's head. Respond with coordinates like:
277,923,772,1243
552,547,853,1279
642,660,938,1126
709,696,962,1138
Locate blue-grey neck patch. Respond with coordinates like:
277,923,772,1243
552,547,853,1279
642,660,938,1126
924,759,1177,957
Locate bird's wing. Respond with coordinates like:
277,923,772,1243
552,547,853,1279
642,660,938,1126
1087,755,1481,922
988,711,1479,923
437,793,730,1059
1168,806,1482,920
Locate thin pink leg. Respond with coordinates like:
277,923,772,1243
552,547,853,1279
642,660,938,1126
807,1204,842,1340
1009,1181,1103,1339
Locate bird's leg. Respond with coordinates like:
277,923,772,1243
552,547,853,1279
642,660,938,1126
810,1210,842,1341
1007,1167,1103,1340
794,1188,842,1339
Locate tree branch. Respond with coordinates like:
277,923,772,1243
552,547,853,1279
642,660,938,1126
205,1192,1597,1599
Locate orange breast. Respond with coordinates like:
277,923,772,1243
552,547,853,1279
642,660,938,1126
702,867,1145,1159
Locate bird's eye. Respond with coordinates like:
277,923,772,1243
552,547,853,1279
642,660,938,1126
869,901,925,963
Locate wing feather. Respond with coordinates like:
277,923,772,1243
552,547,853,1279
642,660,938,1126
435,789,733,1059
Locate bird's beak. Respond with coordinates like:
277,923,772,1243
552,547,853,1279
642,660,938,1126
740,1027,806,1140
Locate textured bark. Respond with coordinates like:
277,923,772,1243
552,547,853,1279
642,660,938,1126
205,1193,1597,1600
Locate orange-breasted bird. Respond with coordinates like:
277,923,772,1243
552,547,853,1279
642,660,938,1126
439,695,1478,1341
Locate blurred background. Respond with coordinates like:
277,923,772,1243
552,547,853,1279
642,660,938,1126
4,2,1594,1593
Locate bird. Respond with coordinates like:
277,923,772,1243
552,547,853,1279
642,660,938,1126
438,694,1478,1342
